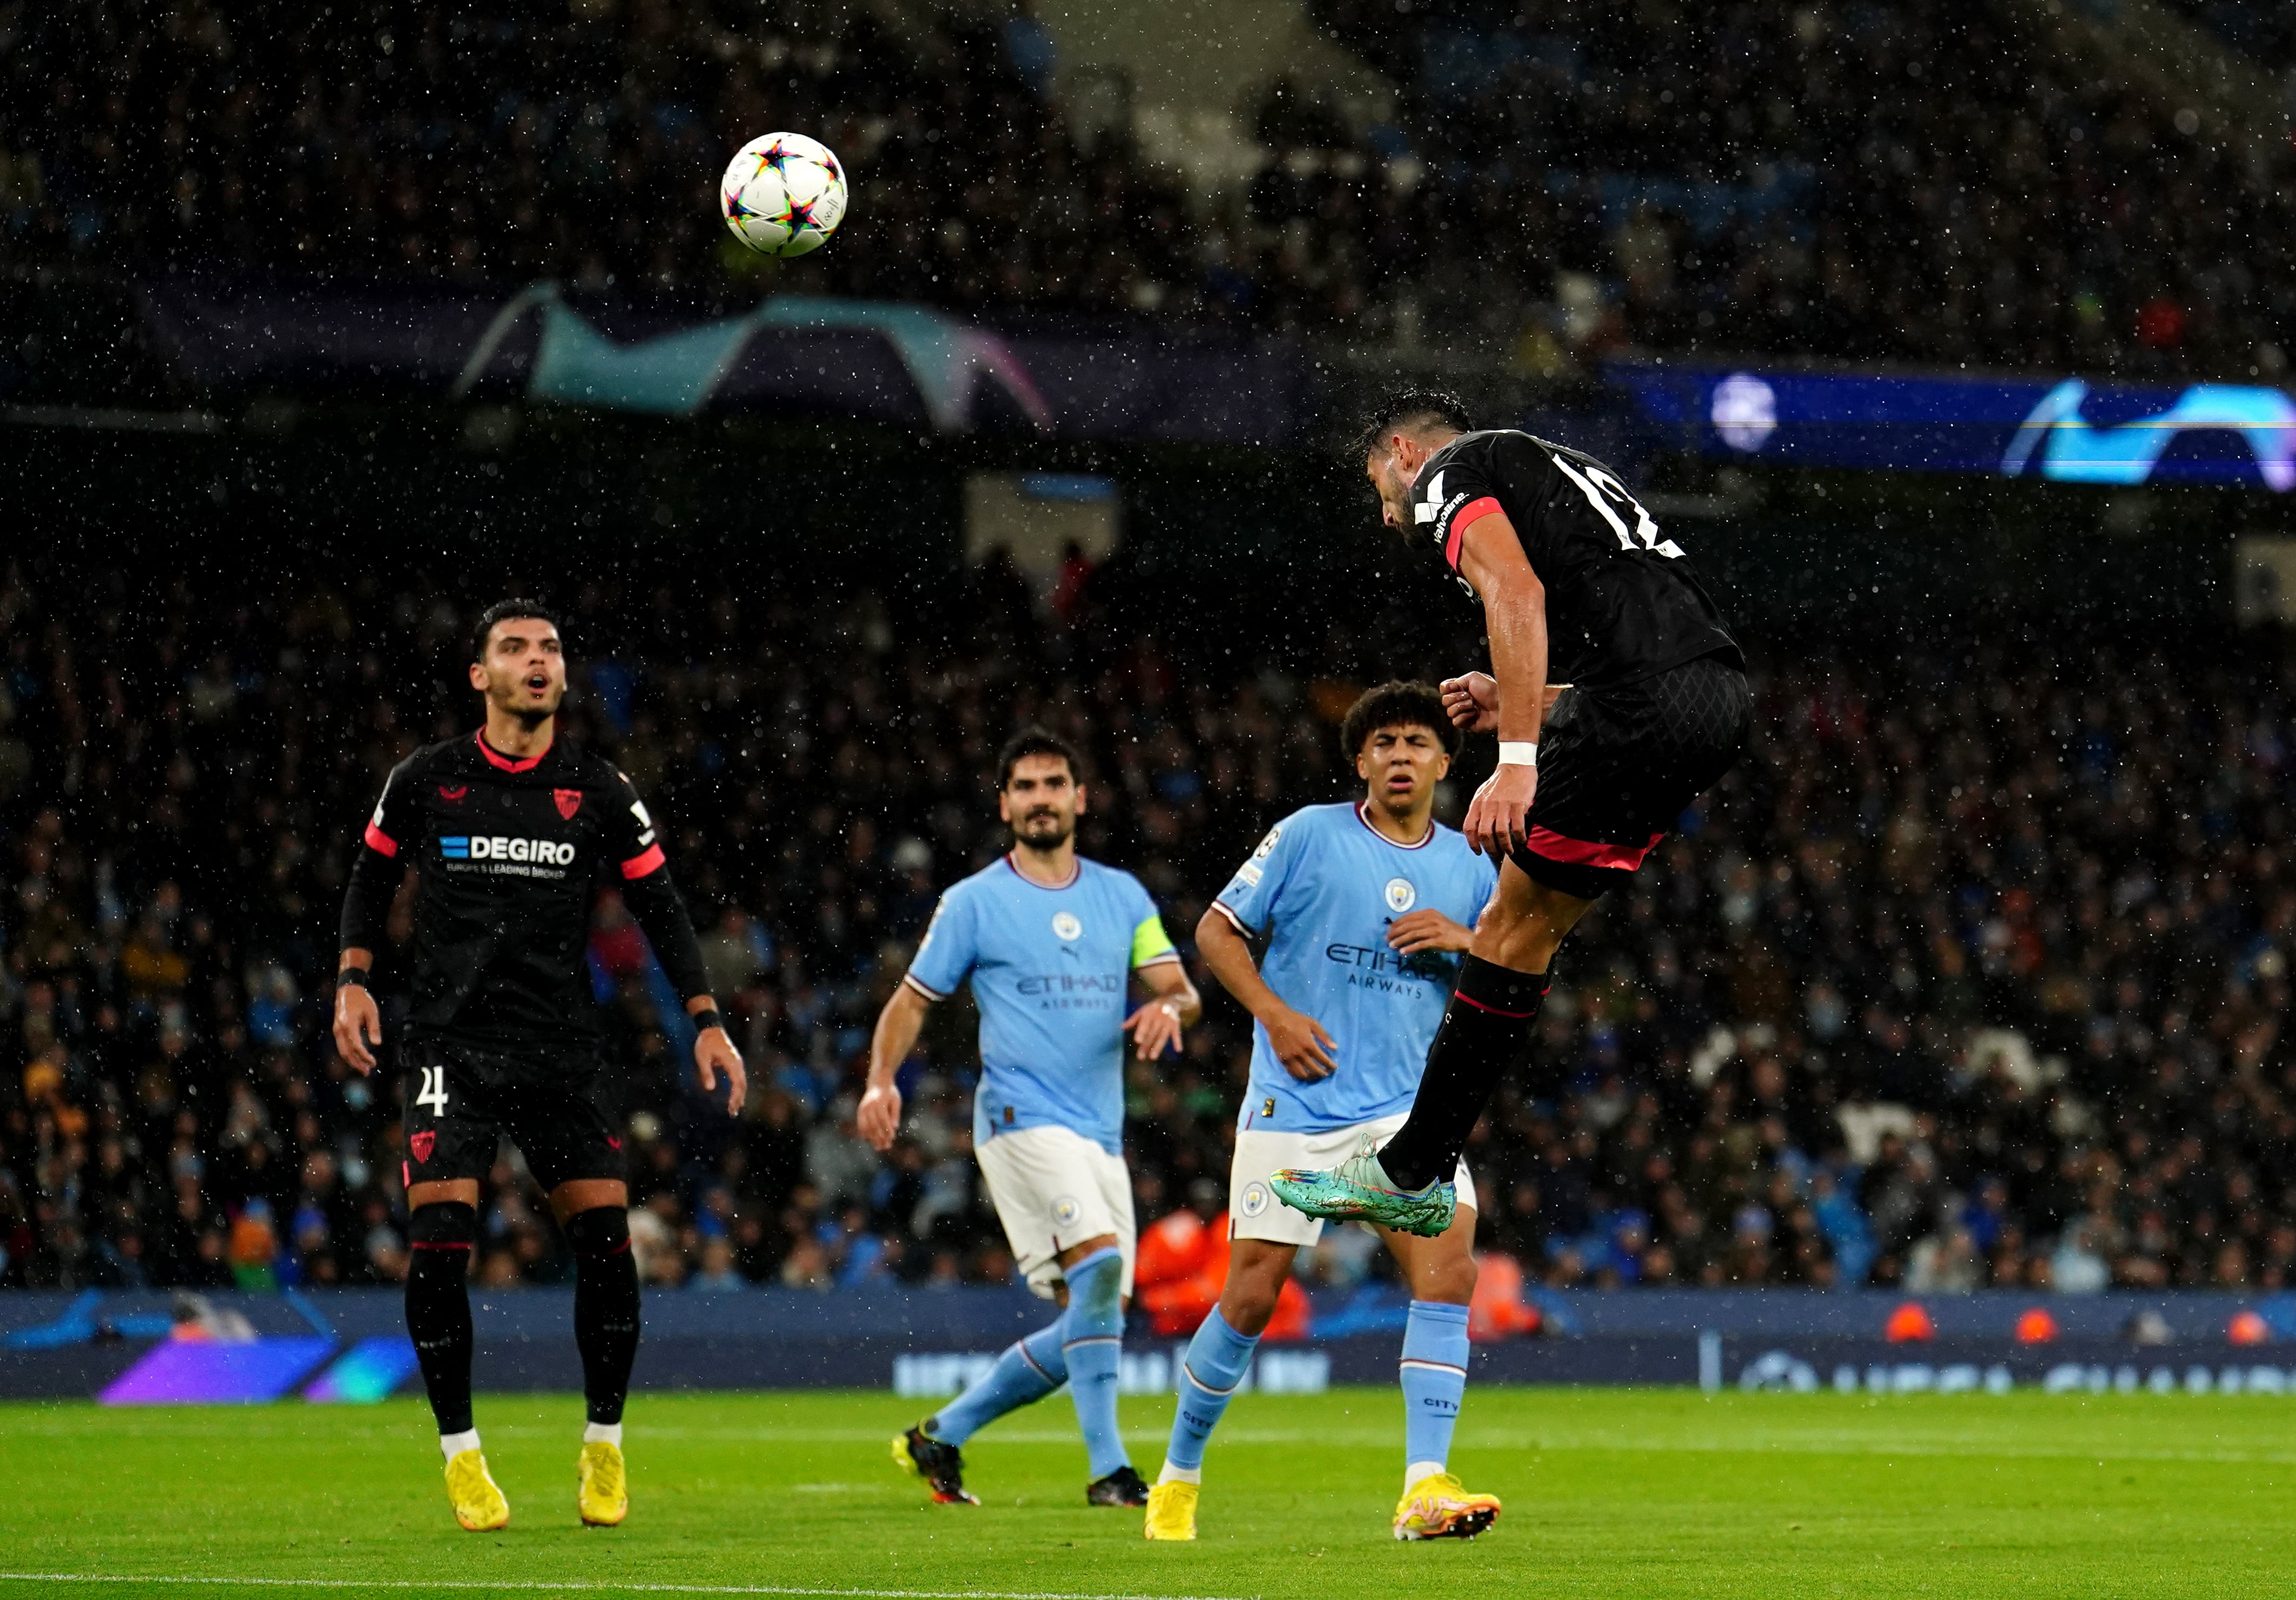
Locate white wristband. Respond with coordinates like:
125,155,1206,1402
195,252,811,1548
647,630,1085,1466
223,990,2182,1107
1497,741,1538,768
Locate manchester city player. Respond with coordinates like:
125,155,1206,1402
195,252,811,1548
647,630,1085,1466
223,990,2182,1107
860,727,1200,1508
1144,683,1500,1543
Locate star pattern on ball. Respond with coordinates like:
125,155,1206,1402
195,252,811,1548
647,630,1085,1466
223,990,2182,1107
777,193,821,234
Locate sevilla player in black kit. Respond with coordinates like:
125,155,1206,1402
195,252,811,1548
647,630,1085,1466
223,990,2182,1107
1273,391,1749,1238
331,600,745,1531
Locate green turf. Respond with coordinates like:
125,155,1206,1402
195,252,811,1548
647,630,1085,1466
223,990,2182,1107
1,1387,2291,1598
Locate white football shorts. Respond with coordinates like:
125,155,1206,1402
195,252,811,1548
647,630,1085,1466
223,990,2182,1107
1230,1111,1475,1246
974,1122,1137,1301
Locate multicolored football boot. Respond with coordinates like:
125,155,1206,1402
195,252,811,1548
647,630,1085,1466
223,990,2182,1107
892,1424,979,1504
1393,1471,1502,1540
1271,1137,1455,1239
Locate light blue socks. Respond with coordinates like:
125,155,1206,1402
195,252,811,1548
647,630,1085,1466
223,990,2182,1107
926,1320,1067,1446
1400,1299,1470,1486
1157,1306,1260,1484
1059,1246,1130,1479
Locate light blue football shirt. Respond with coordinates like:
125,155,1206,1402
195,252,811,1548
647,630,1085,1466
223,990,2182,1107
905,854,1180,1155
1214,801,1497,1133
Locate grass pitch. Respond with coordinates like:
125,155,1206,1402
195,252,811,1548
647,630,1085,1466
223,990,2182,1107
1,1387,2291,1598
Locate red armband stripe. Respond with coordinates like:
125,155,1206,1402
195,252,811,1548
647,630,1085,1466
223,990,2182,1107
362,822,399,858
1444,497,1504,570
619,843,666,880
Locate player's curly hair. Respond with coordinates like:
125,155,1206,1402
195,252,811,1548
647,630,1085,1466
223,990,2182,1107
1346,387,1476,467
1340,680,1459,761
471,598,567,661
997,725,1082,789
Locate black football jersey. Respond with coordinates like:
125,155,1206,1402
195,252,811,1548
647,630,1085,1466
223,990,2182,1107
1411,429,1741,690
342,729,706,1047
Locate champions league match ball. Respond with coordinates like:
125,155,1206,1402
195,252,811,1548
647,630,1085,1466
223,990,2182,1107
721,132,848,258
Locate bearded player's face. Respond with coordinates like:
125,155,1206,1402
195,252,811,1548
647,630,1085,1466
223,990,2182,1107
471,619,566,724
998,754,1082,848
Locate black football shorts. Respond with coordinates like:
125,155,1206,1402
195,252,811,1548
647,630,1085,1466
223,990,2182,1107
399,1035,625,1193
1509,652,1751,901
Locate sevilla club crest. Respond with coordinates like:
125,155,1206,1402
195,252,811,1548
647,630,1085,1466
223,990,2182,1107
553,787,583,820
409,1131,436,1163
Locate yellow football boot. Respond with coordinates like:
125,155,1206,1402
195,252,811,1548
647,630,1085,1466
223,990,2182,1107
577,1439,628,1527
1144,1479,1198,1541
444,1448,510,1532
1392,1471,1501,1541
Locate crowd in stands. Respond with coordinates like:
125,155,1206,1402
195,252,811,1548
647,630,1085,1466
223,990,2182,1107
3,551,2294,1305
7,0,2292,379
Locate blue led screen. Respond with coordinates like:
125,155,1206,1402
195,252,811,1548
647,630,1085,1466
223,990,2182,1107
1604,361,2296,491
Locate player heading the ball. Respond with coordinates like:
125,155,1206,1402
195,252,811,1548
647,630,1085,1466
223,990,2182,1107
1272,390,1748,1239
861,727,1200,1509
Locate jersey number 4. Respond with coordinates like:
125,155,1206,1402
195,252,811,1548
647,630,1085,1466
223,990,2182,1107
1552,454,1684,558
416,1065,450,1117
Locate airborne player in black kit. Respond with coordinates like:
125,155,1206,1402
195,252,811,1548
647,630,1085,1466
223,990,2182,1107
332,600,745,1531
1273,391,1750,1237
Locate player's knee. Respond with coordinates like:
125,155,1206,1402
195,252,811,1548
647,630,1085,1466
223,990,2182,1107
1066,1247,1124,1321
563,1205,631,1259
408,1200,477,1252
1422,1251,1477,1306
1219,1282,1281,1336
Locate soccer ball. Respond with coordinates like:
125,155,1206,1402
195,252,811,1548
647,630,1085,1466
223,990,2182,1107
720,133,848,258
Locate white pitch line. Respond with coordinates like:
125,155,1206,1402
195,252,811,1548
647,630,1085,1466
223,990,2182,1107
0,1577,1248,1600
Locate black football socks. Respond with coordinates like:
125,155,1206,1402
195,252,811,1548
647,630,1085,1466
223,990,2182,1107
405,1201,478,1437
566,1206,641,1427
1377,955,1550,1192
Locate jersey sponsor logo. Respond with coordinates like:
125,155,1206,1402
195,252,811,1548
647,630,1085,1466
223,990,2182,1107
1238,1180,1271,1218
437,784,468,802
1323,941,1449,986
554,787,584,820
439,834,578,866
1385,877,1417,913
1051,911,1083,941
1015,971,1125,997
409,1131,436,1163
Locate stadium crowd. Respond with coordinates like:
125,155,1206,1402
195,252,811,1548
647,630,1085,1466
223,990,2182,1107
6,0,2293,378
2,556,2294,1304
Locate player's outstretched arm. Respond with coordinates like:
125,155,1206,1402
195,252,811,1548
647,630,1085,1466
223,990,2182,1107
861,983,931,1152
1196,906,1335,1081
1457,511,1551,858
